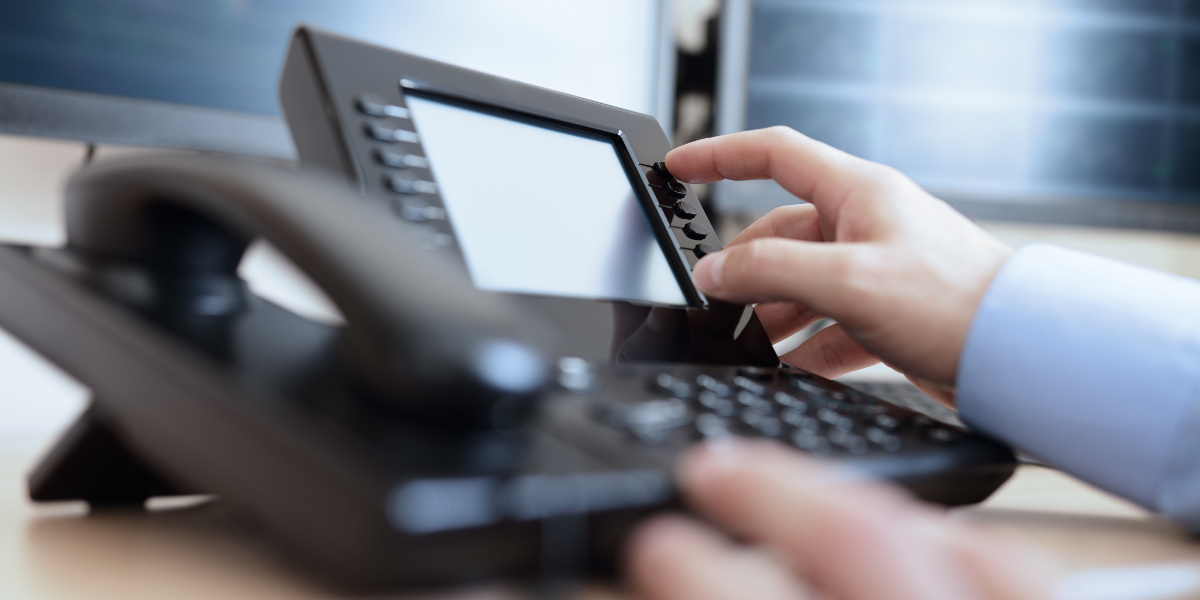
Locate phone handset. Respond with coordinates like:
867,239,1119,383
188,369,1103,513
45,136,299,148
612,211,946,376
63,155,551,428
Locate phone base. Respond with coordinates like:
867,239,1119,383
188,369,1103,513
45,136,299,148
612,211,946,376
28,404,188,509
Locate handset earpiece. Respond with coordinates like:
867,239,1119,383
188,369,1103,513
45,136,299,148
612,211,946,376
64,155,551,428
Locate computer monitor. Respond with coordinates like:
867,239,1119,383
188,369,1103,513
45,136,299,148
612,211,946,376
0,1,675,161
715,0,1200,233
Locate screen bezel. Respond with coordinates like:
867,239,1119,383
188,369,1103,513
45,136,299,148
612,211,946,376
282,26,782,368
399,79,706,307
0,81,297,160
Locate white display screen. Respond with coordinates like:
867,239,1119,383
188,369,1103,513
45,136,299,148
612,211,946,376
405,94,688,307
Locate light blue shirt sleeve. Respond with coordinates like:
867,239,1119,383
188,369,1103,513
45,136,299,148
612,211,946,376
956,243,1200,528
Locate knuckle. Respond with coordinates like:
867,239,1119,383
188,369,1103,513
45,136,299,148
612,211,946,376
863,162,916,193
762,125,806,149
814,503,900,555
729,239,775,283
718,239,788,300
762,204,812,235
764,124,799,139
837,247,883,294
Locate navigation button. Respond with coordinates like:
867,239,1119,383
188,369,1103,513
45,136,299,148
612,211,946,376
663,180,687,200
672,201,698,220
651,161,673,179
693,243,719,259
683,222,709,240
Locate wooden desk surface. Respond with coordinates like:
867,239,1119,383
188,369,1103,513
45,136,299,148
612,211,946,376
2,424,1199,600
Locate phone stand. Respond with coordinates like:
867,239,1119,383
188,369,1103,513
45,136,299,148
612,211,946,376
29,405,189,508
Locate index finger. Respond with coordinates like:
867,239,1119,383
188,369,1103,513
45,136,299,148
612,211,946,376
665,127,881,214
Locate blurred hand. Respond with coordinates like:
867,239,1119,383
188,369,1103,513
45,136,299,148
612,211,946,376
666,127,1011,396
626,440,1055,600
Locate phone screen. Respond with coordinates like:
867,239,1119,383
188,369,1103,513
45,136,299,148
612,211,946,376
405,94,688,307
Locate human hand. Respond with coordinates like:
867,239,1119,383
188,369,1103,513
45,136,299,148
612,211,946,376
625,440,1055,600
666,128,1011,393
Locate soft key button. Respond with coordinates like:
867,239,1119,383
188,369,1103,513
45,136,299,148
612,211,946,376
682,222,709,240
376,149,429,169
365,124,419,144
672,201,698,220
385,175,437,195
693,243,719,259
393,198,445,222
663,179,687,200
356,93,410,119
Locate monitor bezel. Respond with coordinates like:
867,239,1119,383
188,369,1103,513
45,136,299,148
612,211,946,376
0,81,297,160
0,0,675,162
713,0,1200,234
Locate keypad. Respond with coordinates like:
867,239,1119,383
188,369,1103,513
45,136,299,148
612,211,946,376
591,365,970,458
846,380,963,427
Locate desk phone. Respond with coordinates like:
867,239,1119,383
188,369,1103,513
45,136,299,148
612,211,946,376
4,27,1015,590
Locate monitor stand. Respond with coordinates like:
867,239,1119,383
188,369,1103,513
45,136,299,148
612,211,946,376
28,403,190,509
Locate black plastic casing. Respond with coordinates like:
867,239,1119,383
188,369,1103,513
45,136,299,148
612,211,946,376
7,27,1018,592
279,27,786,369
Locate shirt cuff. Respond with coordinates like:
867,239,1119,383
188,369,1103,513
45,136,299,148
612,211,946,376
956,243,1200,510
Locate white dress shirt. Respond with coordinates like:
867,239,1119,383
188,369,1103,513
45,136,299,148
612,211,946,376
957,243,1200,528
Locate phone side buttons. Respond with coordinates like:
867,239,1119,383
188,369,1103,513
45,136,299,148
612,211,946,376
672,201,698,220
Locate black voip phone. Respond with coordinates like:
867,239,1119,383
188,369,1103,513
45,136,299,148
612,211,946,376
4,27,1016,590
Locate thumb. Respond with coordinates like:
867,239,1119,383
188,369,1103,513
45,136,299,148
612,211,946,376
694,238,865,318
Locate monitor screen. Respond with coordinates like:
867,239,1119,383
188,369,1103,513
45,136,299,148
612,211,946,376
405,94,688,307
0,0,671,158
716,0,1200,231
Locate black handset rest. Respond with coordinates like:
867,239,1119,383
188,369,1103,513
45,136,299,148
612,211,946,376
65,155,551,427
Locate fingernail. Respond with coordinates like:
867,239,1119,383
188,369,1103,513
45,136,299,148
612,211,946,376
694,251,727,292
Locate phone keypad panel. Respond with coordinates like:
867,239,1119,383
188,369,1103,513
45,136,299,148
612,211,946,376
564,361,962,458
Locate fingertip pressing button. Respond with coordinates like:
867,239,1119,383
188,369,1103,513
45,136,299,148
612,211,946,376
682,222,709,240
651,161,673,179
694,243,719,259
